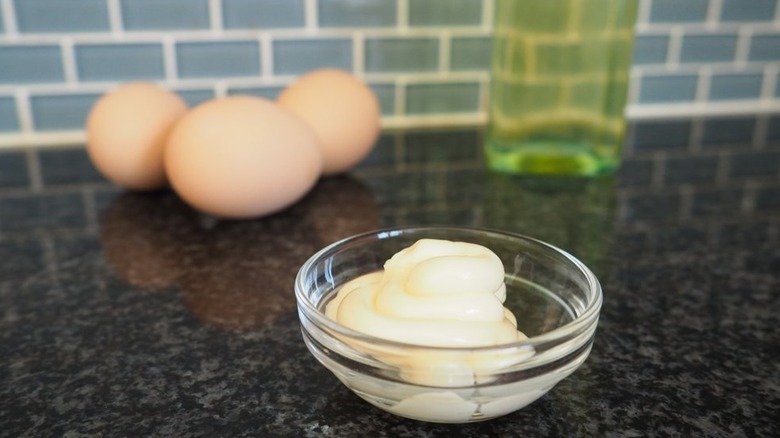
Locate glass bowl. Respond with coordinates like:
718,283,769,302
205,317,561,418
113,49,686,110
294,226,602,423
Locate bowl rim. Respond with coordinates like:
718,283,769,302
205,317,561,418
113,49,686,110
294,225,603,353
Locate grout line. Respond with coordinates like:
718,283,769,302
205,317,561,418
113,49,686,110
776,0,780,22
162,35,177,81
477,75,489,114
209,0,222,33
353,31,364,75
61,37,78,85
106,0,122,34
0,0,17,35
734,26,752,67
260,33,273,79
25,148,43,191
14,89,32,134
305,0,317,32
397,0,409,31
395,76,407,117
482,0,494,30
439,31,451,72
636,0,652,25
706,0,723,28
666,26,683,67
214,81,227,98
760,64,778,101
695,66,712,104
627,70,642,105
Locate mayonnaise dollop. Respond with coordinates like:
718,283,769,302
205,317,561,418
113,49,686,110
323,239,537,420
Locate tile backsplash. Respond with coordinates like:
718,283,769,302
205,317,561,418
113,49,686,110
1,0,780,147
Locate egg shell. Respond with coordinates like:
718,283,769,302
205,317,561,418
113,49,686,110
277,69,381,175
164,96,323,219
86,82,187,190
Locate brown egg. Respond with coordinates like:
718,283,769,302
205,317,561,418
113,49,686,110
86,82,187,190
165,96,322,219
277,69,381,175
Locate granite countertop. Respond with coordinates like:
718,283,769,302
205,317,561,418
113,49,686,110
1,117,779,436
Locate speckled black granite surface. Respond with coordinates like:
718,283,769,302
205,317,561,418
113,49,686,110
1,117,779,437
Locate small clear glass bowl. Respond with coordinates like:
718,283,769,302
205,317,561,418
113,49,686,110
294,226,602,423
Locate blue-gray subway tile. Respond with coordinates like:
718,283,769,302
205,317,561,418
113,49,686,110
0,45,64,84
39,148,106,186
30,93,100,131
709,73,763,101
121,0,210,31
176,41,260,78
632,35,670,65
0,193,86,233
14,0,109,33
406,82,480,115
408,0,481,26
702,117,756,146
767,115,780,146
76,44,165,81
450,37,491,71
175,89,215,107
355,133,396,168
691,188,743,217
0,151,29,188
649,0,708,23
755,186,780,211
616,158,654,187
272,39,352,75
223,0,305,29
720,0,777,22
0,96,18,132
403,129,480,163
226,86,284,100
749,34,780,62
622,192,681,222
729,151,780,177
318,0,396,27
663,155,719,184
368,83,395,116
679,34,738,64
630,120,692,152
365,37,438,73
638,74,698,103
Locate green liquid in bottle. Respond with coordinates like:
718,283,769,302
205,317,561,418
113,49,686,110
486,0,638,176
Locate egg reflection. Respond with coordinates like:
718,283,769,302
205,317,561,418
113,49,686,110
99,175,379,331
179,209,319,331
100,191,202,290
301,174,380,245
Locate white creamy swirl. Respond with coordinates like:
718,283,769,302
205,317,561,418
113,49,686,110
325,239,525,347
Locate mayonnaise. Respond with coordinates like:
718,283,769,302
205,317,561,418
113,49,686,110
323,238,540,422
326,238,525,347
